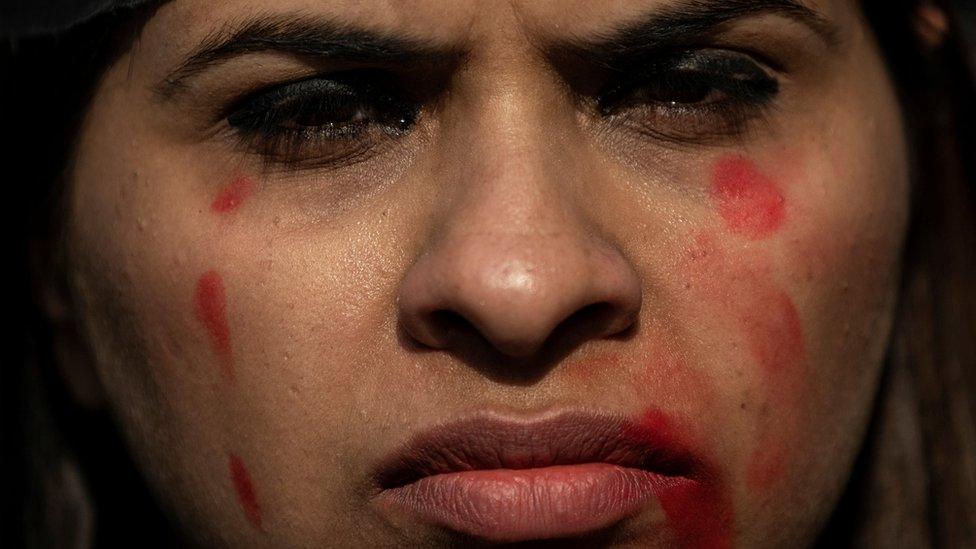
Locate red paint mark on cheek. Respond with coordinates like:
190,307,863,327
741,292,806,493
711,156,785,240
627,410,734,549
680,231,808,495
194,271,234,379
211,176,253,213
741,291,805,376
746,444,789,494
228,454,262,529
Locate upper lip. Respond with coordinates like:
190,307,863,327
372,410,701,490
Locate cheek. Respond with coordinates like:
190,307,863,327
710,156,785,240
211,176,254,214
682,147,905,502
681,155,814,495
682,232,807,490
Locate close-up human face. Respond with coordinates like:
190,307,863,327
63,0,910,546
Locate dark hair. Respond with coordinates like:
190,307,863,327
3,1,974,546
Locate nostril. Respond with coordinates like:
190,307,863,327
395,228,644,367
413,300,638,360
427,308,543,358
424,309,479,349
549,301,639,348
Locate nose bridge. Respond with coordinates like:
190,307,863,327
396,83,642,359
449,65,581,235
438,77,601,314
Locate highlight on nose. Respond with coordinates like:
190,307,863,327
396,231,643,359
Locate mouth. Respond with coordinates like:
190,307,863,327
370,410,705,542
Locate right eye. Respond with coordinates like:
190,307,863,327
227,72,419,168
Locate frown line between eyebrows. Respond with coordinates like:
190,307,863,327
152,14,463,101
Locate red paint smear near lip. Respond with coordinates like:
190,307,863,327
711,156,785,240
657,478,734,549
229,454,262,529
627,410,734,549
211,176,253,213
194,271,234,380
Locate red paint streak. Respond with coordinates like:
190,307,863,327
194,271,233,379
711,156,785,240
656,478,734,549
679,230,807,495
741,291,805,493
211,176,253,213
746,444,788,493
229,454,262,529
741,291,805,376
627,410,734,549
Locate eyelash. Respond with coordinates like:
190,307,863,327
226,72,418,169
224,50,779,168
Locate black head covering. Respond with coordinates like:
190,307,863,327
0,0,155,36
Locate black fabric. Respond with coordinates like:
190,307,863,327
0,0,154,36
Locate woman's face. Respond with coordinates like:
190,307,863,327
62,0,909,546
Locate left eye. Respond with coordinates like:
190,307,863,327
600,50,778,111
611,72,726,108
597,49,780,140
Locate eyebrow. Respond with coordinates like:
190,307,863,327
155,0,837,99
547,0,839,69
154,15,461,100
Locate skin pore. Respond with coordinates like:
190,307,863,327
55,0,910,546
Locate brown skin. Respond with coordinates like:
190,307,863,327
53,0,910,546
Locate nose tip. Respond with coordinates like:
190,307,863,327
397,232,642,359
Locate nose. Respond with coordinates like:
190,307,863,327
397,140,642,361
397,229,642,358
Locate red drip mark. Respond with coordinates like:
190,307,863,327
746,444,788,493
656,478,734,549
229,454,262,529
711,156,785,240
211,176,253,213
743,292,805,492
741,291,805,377
194,271,233,380
627,410,734,549
680,230,807,495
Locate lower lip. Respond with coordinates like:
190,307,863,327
376,463,672,542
